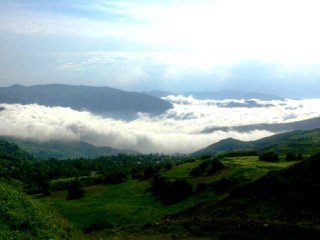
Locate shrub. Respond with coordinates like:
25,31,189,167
165,162,173,170
195,183,207,194
200,155,211,160
190,159,224,177
143,166,159,180
103,171,127,184
207,160,224,175
67,180,84,200
210,178,237,193
259,152,279,162
150,177,193,205
0,181,80,239
286,152,303,161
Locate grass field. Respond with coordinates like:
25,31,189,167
41,156,300,239
221,156,299,182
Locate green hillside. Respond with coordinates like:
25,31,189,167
41,155,298,239
2,133,320,239
0,139,34,162
194,129,320,156
0,136,138,159
0,181,82,240
148,153,320,239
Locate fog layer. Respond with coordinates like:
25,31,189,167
1,97,320,153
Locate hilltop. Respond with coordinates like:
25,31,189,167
194,128,320,156
0,136,138,160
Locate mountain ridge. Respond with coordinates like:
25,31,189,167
0,84,172,115
0,136,139,159
145,90,283,100
202,116,320,133
194,128,320,156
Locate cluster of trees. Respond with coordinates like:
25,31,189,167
1,140,187,198
286,152,303,161
190,158,224,177
259,151,304,162
150,175,193,205
259,152,280,162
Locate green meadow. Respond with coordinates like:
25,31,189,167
41,155,298,238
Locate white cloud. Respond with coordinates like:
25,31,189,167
1,97,320,154
2,0,320,66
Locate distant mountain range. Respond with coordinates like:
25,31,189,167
145,90,283,100
193,128,320,156
183,91,283,100
0,136,139,159
0,84,172,114
202,116,320,133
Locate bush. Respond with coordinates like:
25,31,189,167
286,152,303,161
207,160,224,175
103,171,127,184
150,177,193,205
200,155,212,160
210,178,237,193
259,152,279,162
67,180,84,200
143,166,159,180
190,159,224,177
195,183,207,194
0,181,80,239
165,162,173,170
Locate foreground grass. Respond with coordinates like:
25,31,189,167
43,180,220,231
221,156,299,183
41,156,300,239
0,181,82,240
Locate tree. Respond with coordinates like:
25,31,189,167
286,152,296,161
207,160,224,175
67,180,84,200
103,171,127,184
150,176,193,205
259,152,279,162
41,181,50,196
143,166,158,180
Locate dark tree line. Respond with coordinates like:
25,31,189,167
1,147,187,196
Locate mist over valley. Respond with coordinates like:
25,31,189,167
1,84,320,154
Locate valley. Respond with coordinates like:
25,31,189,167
1,128,320,239
1,1,320,239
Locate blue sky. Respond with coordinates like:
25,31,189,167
0,0,320,97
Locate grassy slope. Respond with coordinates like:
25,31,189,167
0,136,138,159
0,181,83,240
42,156,298,239
194,129,320,156
145,154,320,240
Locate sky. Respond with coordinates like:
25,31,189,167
1,97,320,154
1,0,320,97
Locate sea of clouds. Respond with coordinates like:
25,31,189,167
1,96,320,154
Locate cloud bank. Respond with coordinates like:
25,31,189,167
1,97,320,154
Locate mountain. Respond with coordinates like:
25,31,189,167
194,129,320,156
144,90,283,100
143,90,174,98
0,136,139,160
0,93,18,103
0,139,34,162
183,91,283,100
202,116,320,133
0,84,172,114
